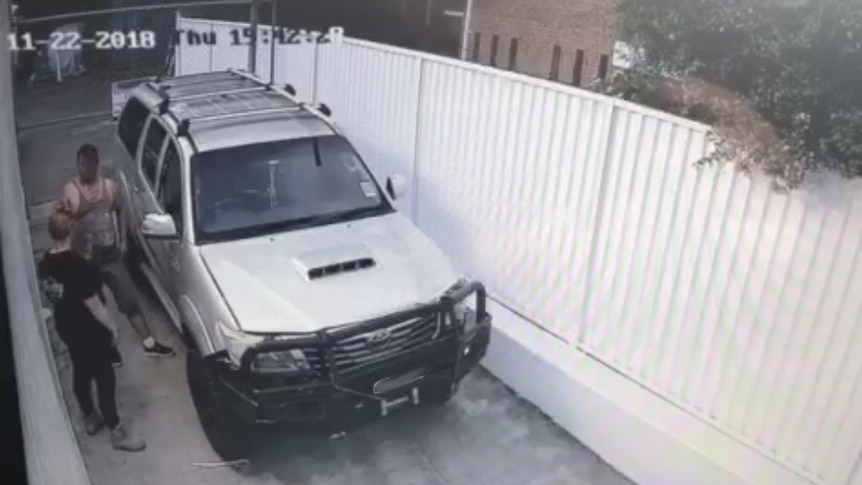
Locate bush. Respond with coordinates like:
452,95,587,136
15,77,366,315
608,0,862,189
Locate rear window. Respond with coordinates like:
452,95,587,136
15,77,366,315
117,98,149,158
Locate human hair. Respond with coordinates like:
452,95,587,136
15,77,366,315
77,143,99,164
47,201,75,241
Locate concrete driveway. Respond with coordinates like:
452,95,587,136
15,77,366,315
18,115,634,485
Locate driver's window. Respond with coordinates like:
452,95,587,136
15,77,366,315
157,140,182,232
140,118,168,189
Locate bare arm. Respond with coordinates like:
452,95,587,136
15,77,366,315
83,295,118,337
60,181,80,214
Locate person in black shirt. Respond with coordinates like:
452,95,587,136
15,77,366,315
38,203,146,452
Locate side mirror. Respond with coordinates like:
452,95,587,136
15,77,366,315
385,174,409,200
318,103,332,117
141,213,178,240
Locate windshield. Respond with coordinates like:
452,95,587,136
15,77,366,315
191,135,392,242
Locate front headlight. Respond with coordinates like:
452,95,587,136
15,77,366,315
216,321,310,374
216,320,263,365
251,349,310,374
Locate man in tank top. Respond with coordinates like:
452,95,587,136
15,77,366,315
60,144,174,359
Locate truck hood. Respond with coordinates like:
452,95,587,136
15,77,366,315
199,213,461,333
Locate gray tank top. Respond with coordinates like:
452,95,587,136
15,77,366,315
71,178,121,265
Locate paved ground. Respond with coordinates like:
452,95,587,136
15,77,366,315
18,113,635,485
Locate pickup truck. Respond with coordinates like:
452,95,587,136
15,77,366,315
112,69,492,460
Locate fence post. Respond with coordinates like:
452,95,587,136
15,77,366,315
54,52,62,83
410,57,426,225
268,0,277,83
459,0,474,60
508,38,518,70
0,1,91,484
311,41,320,105
574,100,619,346
174,11,182,76
248,0,259,74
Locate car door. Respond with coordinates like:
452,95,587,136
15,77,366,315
153,139,184,299
135,115,170,280
115,97,150,230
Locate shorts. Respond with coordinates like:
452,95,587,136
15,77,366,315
98,260,141,318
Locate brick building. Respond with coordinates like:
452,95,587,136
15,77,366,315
468,0,617,86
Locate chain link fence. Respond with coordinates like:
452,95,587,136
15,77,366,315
11,0,274,129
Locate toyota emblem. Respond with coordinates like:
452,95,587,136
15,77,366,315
365,328,393,348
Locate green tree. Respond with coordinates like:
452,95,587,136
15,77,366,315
609,0,862,189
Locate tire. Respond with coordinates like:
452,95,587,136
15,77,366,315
186,348,257,461
428,383,457,406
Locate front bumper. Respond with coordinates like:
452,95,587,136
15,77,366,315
209,280,492,433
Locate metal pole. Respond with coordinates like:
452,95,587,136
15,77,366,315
425,0,433,27
460,0,474,60
248,0,259,74
0,0,92,484
54,51,62,83
269,0,276,83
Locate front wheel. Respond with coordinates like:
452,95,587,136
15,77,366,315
186,349,257,461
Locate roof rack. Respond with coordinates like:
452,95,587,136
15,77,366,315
150,70,297,113
175,105,305,137
154,70,241,86
147,69,308,139
230,69,297,96
170,85,269,102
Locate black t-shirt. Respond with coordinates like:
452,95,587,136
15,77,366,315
38,250,111,350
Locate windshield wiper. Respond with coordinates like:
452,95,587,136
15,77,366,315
305,206,391,227
199,206,393,243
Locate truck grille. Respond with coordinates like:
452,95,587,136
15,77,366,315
331,314,445,373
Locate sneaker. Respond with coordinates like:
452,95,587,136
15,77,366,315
84,412,104,436
111,423,146,452
143,342,175,358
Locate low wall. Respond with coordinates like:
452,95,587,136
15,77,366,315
482,304,813,485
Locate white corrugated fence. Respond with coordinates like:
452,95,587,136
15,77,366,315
175,15,862,485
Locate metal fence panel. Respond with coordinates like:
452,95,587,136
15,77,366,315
578,103,862,485
174,16,215,75
412,59,611,341
315,39,422,219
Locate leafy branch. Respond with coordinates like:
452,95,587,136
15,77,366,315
603,0,862,189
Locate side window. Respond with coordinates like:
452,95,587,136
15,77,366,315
140,119,167,188
117,98,149,158
157,140,183,230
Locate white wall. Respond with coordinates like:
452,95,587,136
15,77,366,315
176,17,862,485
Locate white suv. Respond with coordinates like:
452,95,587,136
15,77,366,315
113,69,492,459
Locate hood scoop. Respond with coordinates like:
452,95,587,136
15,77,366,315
292,244,377,281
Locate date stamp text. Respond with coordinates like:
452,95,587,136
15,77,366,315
7,26,344,52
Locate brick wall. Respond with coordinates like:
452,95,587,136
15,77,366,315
470,0,616,85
